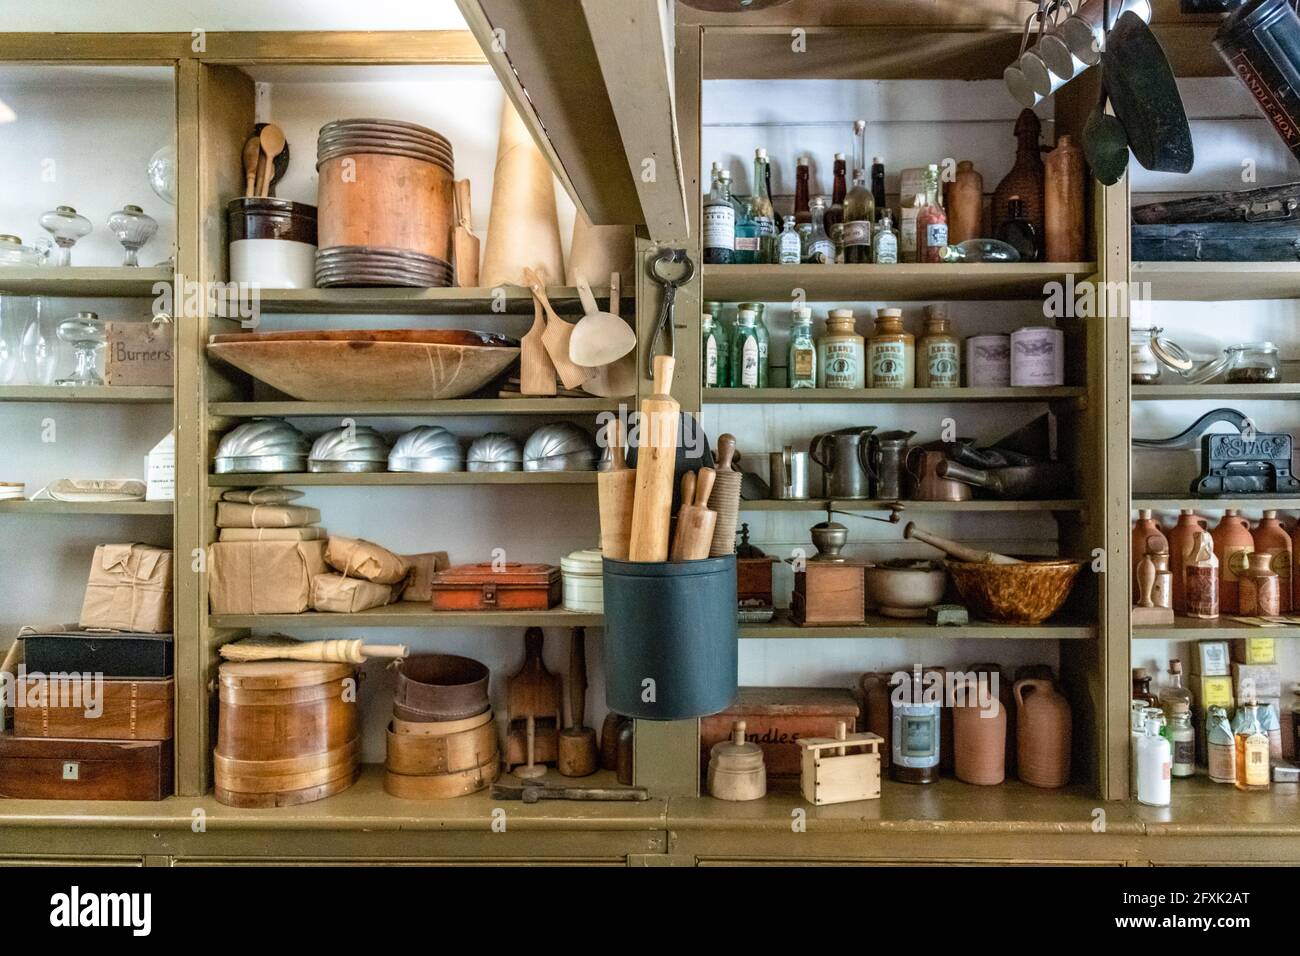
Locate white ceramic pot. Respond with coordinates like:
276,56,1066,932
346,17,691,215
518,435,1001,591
230,237,316,289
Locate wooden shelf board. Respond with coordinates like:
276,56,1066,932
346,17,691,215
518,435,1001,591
741,498,1086,513
255,284,615,315
1131,262,1300,301
1132,496,1300,512
209,605,603,629
0,385,173,404
702,263,1096,301
740,611,1093,640
1131,771,1300,835
0,500,173,515
209,398,627,418
1133,382,1300,401
0,266,171,297
208,472,600,487
1134,617,1300,640
705,386,1085,404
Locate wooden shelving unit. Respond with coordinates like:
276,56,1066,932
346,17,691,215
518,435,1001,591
0,499,173,515
704,386,1085,404
1132,496,1300,512
740,498,1086,513
207,471,600,487
0,385,173,403
1132,261,1300,301
1134,618,1300,640
208,397,625,418
210,605,602,630
741,613,1093,640
255,284,612,315
0,265,172,297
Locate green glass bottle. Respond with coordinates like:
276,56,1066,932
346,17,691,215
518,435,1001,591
701,310,723,388
740,301,769,387
703,300,729,385
730,308,761,389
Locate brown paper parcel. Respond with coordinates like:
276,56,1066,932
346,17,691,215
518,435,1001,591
325,536,412,586
220,487,306,505
218,527,326,542
208,540,328,615
311,574,394,613
78,544,174,634
216,501,320,529
401,551,450,603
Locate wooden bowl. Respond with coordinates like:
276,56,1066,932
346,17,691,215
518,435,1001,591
944,559,1083,625
208,329,519,401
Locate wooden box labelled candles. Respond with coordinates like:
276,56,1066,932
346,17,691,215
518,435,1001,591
798,722,883,806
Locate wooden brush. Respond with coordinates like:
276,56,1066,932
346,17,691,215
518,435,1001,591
219,636,409,664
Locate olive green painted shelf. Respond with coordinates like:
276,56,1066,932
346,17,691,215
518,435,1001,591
209,397,628,419
255,284,616,315
741,612,1093,640
0,385,173,404
0,266,172,297
705,386,1086,404
1131,262,1300,301
742,498,1085,513
1134,618,1300,640
209,605,603,629
208,471,600,487
1132,496,1300,512
0,500,173,515
702,262,1097,301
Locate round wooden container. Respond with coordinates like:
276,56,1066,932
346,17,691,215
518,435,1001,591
316,119,455,267
383,710,501,800
214,661,360,808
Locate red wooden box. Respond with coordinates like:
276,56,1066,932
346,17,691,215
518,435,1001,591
431,562,561,611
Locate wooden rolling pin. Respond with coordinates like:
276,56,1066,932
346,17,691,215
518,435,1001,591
219,638,410,664
628,355,679,562
670,467,718,561
902,521,1024,565
597,418,636,560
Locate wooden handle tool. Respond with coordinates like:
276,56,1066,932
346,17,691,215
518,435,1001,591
492,783,650,803
525,266,596,390
597,418,636,560
903,521,1024,565
452,178,480,287
219,638,409,664
241,135,261,199
628,355,679,562
670,467,718,561
716,433,737,472
558,627,598,777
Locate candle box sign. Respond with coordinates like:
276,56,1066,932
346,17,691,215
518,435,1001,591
105,320,174,387
699,687,860,778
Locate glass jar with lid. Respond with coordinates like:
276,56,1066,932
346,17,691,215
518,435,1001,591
1130,326,1162,384
1224,341,1281,384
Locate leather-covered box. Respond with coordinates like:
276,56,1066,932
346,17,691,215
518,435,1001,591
0,736,173,800
19,626,173,679
431,562,560,611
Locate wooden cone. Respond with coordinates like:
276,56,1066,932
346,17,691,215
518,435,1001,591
481,99,564,287
566,213,635,286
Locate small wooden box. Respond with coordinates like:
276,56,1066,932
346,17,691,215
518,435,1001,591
104,320,174,387
1231,637,1277,665
12,678,173,741
799,729,883,806
0,736,173,801
699,687,860,778
737,556,776,606
431,563,560,611
790,562,865,626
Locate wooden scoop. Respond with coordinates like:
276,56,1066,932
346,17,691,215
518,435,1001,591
597,418,636,560
520,294,557,396
242,135,261,198
452,179,480,287
571,273,636,367
903,521,1024,565
525,266,595,389
671,467,718,561
582,272,637,398
256,123,286,198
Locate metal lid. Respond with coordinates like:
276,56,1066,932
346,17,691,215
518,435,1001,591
215,418,310,463
561,548,604,575
388,425,464,473
524,423,597,469
308,425,390,472
467,432,522,464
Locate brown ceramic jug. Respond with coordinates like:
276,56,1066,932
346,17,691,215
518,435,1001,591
952,675,1006,785
1211,509,1254,614
946,160,983,245
1014,677,1071,789
1252,510,1292,613
859,672,893,768
1043,134,1085,262
1167,509,1207,613
1131,509,1167,601
969,661,1015,775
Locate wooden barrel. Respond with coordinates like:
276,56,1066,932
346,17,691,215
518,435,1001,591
383,708,501,800
214,661,360,808
316,118,455,270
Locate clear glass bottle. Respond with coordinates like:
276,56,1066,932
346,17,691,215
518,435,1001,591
55,312,106,387
817,308,864,389
39,206,92,267
739,301,770,388
1168,702,1196,777
703,167,735,265
732,177,760,265
106,204,158,267
750,149,778,264
1161,659,1193,724
872,210,899,265
804,196,836,264
841,121,876,263
778,215,801,264
730,308,761,389
1132,667,1159,706
1225,342,1281,384
787,306,816,389
825,152,847,256
1136,713,1172,807
917,304,959,388
1130,700,1147,795
868,308,915,389
995,195,1040,262
701,310,723,388
1207,705,1236,784
1233,701,1271,791
916,165,949,264
703,300,729,386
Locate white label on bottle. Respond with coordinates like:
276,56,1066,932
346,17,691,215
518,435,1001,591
752,215,776,237
926,342,959,386
735,236,759,253
808,238,836,263
779,232,801,263
822,342,861,388
925,223,948,249
1245,733,1270,786
741,337,759,387
841,220,872,247
901,208,919,254
892,708,939,768
705,338,718,386
874,232,897,264
870,342,907,388
703,205,735,251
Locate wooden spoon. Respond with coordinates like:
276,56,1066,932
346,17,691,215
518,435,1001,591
570,273,636,367
520,295,557,396
581,271,638,399
242,135,262,198
256,123,286,197
525,266,595,390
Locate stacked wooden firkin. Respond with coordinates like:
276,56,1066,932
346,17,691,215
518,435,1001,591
384,654,500,799
214,660,360,807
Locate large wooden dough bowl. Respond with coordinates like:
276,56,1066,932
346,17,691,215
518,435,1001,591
208,329,520,401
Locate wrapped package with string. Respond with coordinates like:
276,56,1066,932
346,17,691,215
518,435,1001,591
208,540,327,615
324,536,412,586
78,544,174,633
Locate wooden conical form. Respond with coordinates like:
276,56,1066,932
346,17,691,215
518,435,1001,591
481,99,564,287
566,213,635,286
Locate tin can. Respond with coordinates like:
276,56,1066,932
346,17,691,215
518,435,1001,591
1010,326,1065,386
965,334,1011,387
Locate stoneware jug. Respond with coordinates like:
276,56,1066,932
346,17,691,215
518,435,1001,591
858,671,894,768
969,661,1016,775
1167,510,1207,613
1211,508,1254,614
952,675,1007,786
1014,677,1071,788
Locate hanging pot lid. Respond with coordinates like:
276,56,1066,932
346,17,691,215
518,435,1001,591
1101,11,1194,173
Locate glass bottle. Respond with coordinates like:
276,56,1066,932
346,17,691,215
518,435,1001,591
1161,659,1193,723
750,149,778,264
816,308,864,389
39,206,92,267
703,167,735,265
19,297,58,386
701,310,723,388
106,204,158,267
732,181,760,265
1207,705,1236,783
787,306,816,389
938,238,1021,263
794,155,812,228
916,303,959,388
916,166,949,264
804,196,836,264
825,152,847,255
778,215,801,264
1184,531,1220,620
55,312,106,387
730,309,761,389
739,301,770,387
1130,700,1147,795
868,307,915,389
891,670,940,785
704,300,729,385
871,156,887,220
872,210,899,265
1136,713,1172,807
841,120,876,263
1168,702,1196,777
994,195,1040,262
1233,701,1271,791
1132,667,1159,706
